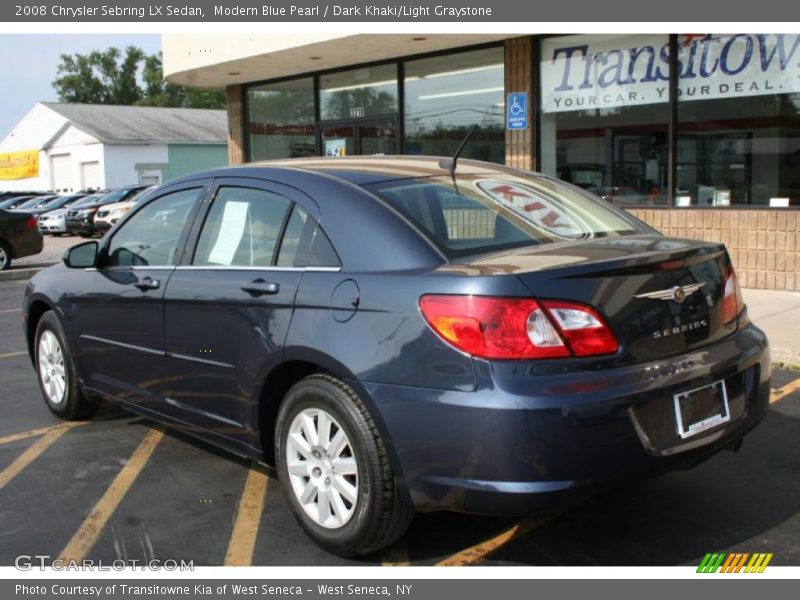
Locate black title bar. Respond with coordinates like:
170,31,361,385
2,0,792,22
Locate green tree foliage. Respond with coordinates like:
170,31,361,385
53,47,226,109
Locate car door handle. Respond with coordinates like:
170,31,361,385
134,277,160,291
241,279,280,296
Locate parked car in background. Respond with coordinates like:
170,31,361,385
94,186,155,234
23,157,769,556
38,195,102,236
0,196,37,210
27,194,88,218
0,208,43,270
65,185,149,237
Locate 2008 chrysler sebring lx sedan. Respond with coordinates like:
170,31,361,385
23,157,770,556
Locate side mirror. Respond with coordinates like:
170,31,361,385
63,241,98,269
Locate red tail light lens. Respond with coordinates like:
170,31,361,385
722,267,744,324
419,295,618,360
25,216,37,230
541,300,619,356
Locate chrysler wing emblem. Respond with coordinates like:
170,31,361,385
634,282,705,303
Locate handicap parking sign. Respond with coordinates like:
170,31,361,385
506,92,528,130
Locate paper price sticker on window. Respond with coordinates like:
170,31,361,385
476,180,583,238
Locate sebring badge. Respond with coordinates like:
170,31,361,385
634,282,705,303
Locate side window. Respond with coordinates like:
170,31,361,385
276,205,341,268
106,188,200,267
193,187,290,267
276,205,311,267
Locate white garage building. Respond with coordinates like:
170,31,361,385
0,102,228,193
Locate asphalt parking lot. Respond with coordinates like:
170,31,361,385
1,278,799,567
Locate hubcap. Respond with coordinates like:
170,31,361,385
0,246,7,268
285,408,359,529
38,330,67,405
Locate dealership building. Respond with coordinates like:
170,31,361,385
163,33,800,291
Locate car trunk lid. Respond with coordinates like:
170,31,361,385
452,234,734,364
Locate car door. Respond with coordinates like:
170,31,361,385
162,178,323,446
71,183,209,407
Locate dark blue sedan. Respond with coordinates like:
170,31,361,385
22,157,770,556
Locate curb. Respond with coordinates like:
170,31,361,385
0,267,47,283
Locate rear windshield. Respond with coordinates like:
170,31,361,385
365,172,642,258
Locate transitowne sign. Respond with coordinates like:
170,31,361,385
540,33,800,113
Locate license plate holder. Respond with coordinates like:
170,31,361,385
673,380,730,439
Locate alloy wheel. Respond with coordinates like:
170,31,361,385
285,407,359,529
38,330,67,405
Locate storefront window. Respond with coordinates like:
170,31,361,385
404,47,505,163
540,34,671,206
319,64,398,121
676,34,800,207
247,78,315,160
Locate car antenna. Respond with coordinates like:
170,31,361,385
439,125,477,194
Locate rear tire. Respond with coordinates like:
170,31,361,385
0,240,11,270
275,374,413,557
34,311,98,420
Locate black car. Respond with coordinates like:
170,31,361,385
23,157,770,556
65,185,149,237
0,208,43,270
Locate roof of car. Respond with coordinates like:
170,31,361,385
177,156,516,187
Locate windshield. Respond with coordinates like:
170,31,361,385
16,197,42,209
365,171,643,259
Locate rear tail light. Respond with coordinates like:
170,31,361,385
25,216,37,230
722,267,744,324
419,295,618,360
541,300,619,356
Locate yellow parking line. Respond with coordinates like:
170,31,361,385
771,377,800,404
59,427,165,562
0,421,87,446
224,464,270,566
0,425,72,491
0,351,27,359
381,540,411,566
436,515,555,566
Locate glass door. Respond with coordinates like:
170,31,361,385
320,118,398,156
321,124,356,157
358,119,398,155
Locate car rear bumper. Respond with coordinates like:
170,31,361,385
10,230,43,259
362,321,770,515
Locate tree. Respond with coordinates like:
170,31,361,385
53,46,225,109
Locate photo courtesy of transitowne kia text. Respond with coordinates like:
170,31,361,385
42,4,494,18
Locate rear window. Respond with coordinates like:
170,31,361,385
365,172,641,258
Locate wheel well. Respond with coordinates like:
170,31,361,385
258,360,329,466
26,300,52,361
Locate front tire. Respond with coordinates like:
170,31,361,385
0,240,11,270
275,374,413,557
35,311,98,420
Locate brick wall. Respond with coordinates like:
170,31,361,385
226,85,246,165
627,209,798,291
504,37,534,171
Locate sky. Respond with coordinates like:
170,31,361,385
0,34,161,140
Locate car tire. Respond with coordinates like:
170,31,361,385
34,311,98,420
52,233,63,237
78,233,92,238
0,240,11,270
275,374,414,557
